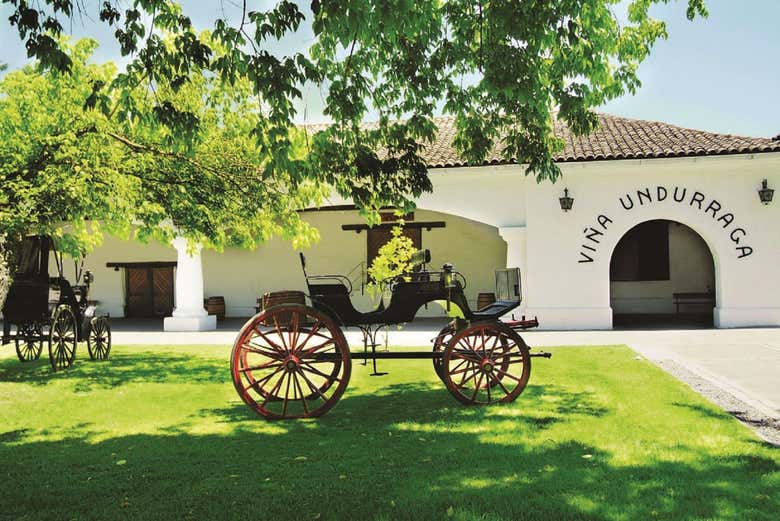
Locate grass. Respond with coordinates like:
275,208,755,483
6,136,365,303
0,343,777,521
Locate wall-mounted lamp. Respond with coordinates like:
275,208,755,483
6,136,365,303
559,188,574,212
758,179,774,205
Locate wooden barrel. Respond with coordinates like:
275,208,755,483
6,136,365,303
261,290,306,326
476,292,496,310
204,296,226,320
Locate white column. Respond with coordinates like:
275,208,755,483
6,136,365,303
163,237,217,331
498,226,528,313
498,226,526,271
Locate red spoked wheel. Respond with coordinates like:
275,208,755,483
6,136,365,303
432,323,455,379
442,321,531,405
231,304,351,420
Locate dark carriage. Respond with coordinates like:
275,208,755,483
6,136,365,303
230,249,550,419
1,235,111,370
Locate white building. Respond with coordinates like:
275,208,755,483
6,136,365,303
81,114,780,330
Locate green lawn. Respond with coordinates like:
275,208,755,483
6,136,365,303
0,344,777,521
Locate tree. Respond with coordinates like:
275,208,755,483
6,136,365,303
0,1,708,250
0,38,323,255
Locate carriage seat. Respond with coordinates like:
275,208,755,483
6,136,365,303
471,299,522,320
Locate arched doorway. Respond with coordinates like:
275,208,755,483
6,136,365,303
610,220,716,329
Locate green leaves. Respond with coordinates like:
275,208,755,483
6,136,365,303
0,0,708,251
0,39,324,255
367,223,417,294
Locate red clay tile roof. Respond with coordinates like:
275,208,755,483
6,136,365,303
421,113,780,168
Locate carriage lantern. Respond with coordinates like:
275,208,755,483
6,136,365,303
442,263,455,288
758,179,774,205
559,188,574,212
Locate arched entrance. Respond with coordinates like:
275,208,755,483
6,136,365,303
610,219,716,328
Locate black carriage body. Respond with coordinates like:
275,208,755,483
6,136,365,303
302,251,521,328
307,275,521,327
2,236,108,368
2,236,51,325
2,279,50,326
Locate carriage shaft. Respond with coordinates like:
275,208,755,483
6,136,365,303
309,351,552,361
322,351,444,361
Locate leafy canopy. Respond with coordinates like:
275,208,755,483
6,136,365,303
0,38,324,255
1,0,707,252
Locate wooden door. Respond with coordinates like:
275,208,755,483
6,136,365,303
125,267,174,318
151,268,174,316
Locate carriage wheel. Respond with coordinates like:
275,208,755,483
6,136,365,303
15,323,44,362
442,322,531,405
437,324,510,390
48,306,77,371
231,304,351,420
432,323,455,379
239,345,342,403
87,317,112,360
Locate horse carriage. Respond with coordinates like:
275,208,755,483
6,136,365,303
1,235,111,371
230,249,550,419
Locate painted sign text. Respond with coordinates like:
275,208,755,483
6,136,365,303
578,186,753,263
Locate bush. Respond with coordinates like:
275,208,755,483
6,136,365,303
366,223,416,301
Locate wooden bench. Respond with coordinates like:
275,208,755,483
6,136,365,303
672,292,715,314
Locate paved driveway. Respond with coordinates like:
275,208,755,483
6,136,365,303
105,319,780,420
517,328,780,420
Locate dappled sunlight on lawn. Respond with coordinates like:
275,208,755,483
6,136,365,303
0,345,778,520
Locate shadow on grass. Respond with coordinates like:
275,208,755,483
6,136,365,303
199,382,605,432
0,352,227,390
2,382,778,521
672,401,733,420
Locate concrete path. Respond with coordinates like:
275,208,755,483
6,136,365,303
522,328,780,420
106,318,780,421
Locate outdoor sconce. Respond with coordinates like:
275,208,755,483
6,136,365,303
758,179,774,205
559,188,574,212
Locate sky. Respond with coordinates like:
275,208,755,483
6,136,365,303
0,0,778,138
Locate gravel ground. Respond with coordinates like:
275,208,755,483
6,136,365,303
656,359,780,447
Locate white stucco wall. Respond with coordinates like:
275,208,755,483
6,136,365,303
419,165,528,228
72,235,177,319
203,210,364,318
41,151,780,331
200,209,506,318
519,153,780,329
75,209,506,319
610,222,716,314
